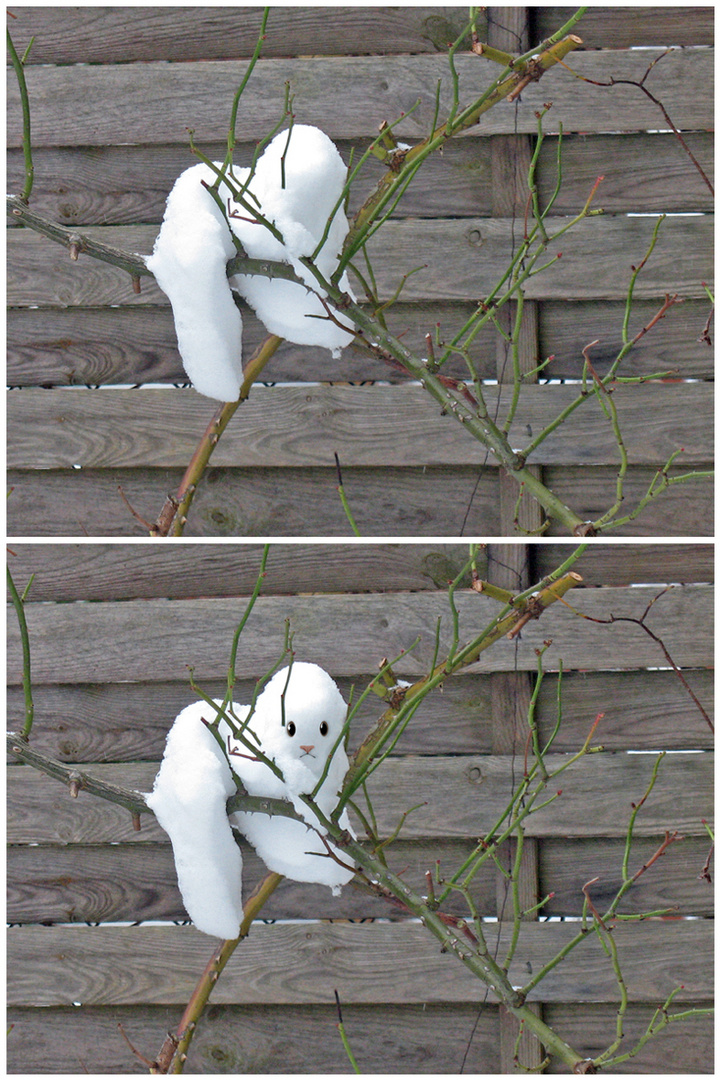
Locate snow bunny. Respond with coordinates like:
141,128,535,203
226,662,356,892
147,661,355,939
147,125,355,402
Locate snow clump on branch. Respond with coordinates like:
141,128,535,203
145,699,244,939
146,125,355,402
229,125,356,354
228,662,356,892
147,662,355,939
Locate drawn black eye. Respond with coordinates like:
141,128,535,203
319,721,329,736
286,721,296,737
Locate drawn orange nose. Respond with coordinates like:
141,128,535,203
300,745,315,754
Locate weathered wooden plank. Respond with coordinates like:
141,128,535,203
9,6,476,64
542,465,714,537
5,137,493,223
535,132,713,215
7,583,714,684
534,543,713,586
9,7,715,65
6,839,495,925
7,667,713,763
7,215,712,306
7,832,711,926
7,49,714,148
6,461,712,538
6,540,712,600
7,297,713,389
540,298,714,381
5,302,489,387
5,541,478,601
540,835,713,918
7,918,712,1006
543,1001,713,1074
7,1001,503,1074
7,751,713,843
5,463,502,538
535,6,714,48
6,999,713,1075
7,131,712,230
6,382,713,472
9,1000,713,1075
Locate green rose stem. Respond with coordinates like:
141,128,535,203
161,871,284,1074
164,334,283,536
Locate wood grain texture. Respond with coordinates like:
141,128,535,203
5,463,504,537
6,461,713,537
5,541,477,601
7,131,712,229
541,464,713,537
9,6,477,63
6,538,711,597
534,6,714,48
5,1000,501,1074
6,839,497,925
543,1001,713,1074
8,750,713,844
6,381,713,471
8,832,710,925
7,297,713,388
532,543,714,586
7,667,713,764
7,48,713,148
6,137,496,225
7,918,712,1007
7,584,714,684
6,999,712,1074
6,302,491,387
8,214,712,305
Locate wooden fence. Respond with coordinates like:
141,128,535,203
7,542,713,1073
6,6,714,536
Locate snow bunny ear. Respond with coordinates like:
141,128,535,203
146,699,244,939
146,163,246,402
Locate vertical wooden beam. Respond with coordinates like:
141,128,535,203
486,537,544,1071
487,7,545,537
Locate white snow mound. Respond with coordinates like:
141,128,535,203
146,163,245,402
146,699,244,939
147,125,356,401
230,125,356,352
228,662,356,891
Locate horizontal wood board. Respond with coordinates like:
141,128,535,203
7,918,712,1007
534,6,714,48
11,829,716,924
8,216,712,305
6,295,715,387
7,382,713,471
7,131,713,228
7,832,712,924
7,667,714,762
6,540,712,599
8,7,714,64
7,48,714,147
7,462,714,537
5,1000,713,1074
7,749,713,846
7,7,482,63
7,584,714,683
